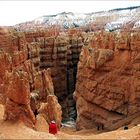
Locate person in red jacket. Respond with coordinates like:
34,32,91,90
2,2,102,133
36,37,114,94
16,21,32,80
49,120,57,135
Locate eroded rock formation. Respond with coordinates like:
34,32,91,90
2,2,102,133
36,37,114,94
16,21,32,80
38,95,62,129
23,30,84,120
2,24,140,132
0,27,62,128
4,69,35,127
75,31,140,131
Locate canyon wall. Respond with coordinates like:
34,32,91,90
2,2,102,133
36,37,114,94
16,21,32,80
0,27,62,128
75,31,140,130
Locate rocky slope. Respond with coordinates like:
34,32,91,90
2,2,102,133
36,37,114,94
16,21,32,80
15,6,140,31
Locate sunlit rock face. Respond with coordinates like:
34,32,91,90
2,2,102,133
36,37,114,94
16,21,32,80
0,27,62,128
75,31,140,131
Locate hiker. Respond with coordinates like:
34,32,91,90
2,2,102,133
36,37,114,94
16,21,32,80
49,120,58,135
96,122,104,131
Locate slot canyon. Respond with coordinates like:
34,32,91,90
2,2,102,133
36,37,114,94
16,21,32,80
0,6,140,140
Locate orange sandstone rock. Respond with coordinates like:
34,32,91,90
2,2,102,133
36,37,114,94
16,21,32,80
75,31,140,131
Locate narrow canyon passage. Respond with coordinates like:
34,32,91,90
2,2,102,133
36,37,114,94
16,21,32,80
25,32,84,122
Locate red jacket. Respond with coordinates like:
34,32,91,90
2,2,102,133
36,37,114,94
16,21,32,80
49,122,57,135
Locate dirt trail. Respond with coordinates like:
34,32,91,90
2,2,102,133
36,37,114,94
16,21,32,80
0,104,139,139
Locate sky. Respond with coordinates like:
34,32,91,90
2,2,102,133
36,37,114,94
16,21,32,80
0,1,140,26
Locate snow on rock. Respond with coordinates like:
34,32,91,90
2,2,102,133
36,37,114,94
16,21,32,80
15,6,140,31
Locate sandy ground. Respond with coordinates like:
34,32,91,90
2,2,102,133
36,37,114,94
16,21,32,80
0,104,140,139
